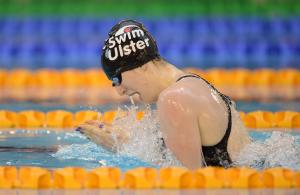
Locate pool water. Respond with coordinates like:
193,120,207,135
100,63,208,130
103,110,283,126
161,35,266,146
0,100,300,112
0,100,300,171
0,130,299,171
0,130,152,170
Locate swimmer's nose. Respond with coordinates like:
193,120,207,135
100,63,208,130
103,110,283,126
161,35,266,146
115,86,126,96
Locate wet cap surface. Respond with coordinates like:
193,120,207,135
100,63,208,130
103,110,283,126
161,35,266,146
101,20,160,80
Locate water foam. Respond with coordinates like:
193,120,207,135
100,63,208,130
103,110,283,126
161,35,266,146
234,131,300,170
53,99,300,170
112,104,181,167
53,101,181,168
52,142,153,169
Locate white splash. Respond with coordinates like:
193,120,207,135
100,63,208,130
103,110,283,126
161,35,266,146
54,143,102,161
112,104,182,167
234,131,300,170
52,103,181,168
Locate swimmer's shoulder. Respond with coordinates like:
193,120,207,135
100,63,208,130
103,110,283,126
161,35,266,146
159,76,213,103
157,78,211,112
158,81,194,105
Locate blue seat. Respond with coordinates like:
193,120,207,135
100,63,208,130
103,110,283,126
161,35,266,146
291,18,300,37
1,17,300,69
163,44,185,67
39,18,59,36
193,19,211,38
232,17,248,37
22,18,41,35
1,18,20,36
77,19,95,37
265,42,282,56
239,40,266,68
186,43,204,67
292,42,300,62
0,44,12,68
95,19,118,35
200,41,220,68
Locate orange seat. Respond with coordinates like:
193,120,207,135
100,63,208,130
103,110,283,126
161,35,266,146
85,167,120,188
0,69,7,88
249,171,273,188
295,72,300,86
17,167,52,189
34,69,62,88
17,110,46,128
292,114,300,128
83,69,111,87
123,167,157,189
275,69,300,86
0,166,17,188
244,111,275,128
195,167,223,188
5,69,37,88
263,168,294,188
0,110,17,128
250,69,276,86
46,110,74,128
74,110,101,125
206,69,229,86
53,167,86,189
226,167,257,188
294,171,300,187
227,69,251,86
248,168,294,188
195,167,257,188
274,111,300,128
102,110,116,123
60,69,84,87
159,167,192,189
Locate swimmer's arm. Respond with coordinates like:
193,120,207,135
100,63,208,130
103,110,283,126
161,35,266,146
76,120,129,152
157,91,203,169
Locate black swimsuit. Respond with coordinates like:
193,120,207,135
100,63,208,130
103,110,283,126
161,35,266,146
176,74,233,167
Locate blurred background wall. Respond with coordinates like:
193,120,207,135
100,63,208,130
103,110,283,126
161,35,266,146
0,0,299,69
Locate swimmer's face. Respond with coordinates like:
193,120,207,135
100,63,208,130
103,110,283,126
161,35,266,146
114,68,156,103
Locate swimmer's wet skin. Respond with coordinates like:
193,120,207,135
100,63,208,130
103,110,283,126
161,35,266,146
78,19,250,169
176,74,233,167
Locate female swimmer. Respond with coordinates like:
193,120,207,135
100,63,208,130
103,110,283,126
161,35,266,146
77,20,250,169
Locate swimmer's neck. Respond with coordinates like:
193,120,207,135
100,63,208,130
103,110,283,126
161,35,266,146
144,60,185,92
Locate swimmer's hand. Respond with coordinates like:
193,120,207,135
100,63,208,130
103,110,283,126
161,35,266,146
75,120,128,152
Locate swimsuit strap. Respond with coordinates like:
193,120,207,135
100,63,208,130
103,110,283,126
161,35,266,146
176,73,232,105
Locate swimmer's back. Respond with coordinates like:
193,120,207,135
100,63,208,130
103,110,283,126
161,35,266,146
158,73,250,167
161,74,229,146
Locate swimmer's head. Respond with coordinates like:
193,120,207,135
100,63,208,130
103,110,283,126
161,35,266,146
101,20,160,87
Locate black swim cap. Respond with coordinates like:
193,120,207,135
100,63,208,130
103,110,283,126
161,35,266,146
101,20,160,82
